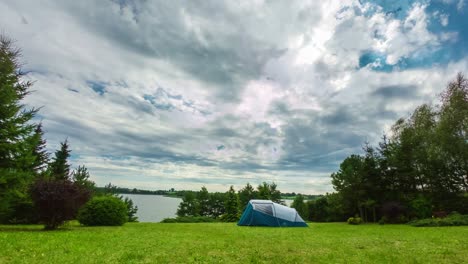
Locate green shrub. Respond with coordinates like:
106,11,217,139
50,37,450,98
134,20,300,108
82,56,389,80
78,196,128,226
378,217,386,225
347,217,362,225
409,213,468,227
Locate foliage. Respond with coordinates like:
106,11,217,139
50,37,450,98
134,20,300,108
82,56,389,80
409,195,432,219
48,140,71,180
238,183,256,211
122,196,138,222
381,202,407,223
197,186,210,217
409,213,468,227
177,191,199,217
96,183,139,222
0,35,43,223
78,196,128,226
71,165,95,191
31,179,91,230
256,182,284,205
329,73,468,222
347,216,362,225
291,194,307,219
221,186,239,222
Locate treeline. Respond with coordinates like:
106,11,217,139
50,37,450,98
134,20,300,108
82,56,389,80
96,186,320,200
94,186,177,196
171,182,283,222
0,35,137,229
305,74,467,223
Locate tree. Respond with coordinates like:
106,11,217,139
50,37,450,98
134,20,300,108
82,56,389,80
31,179,91,230
331,154,366,217
256,182,284,205
197,186,210,217
71,165,95,191
29,123,49,174
0,35,39,223
48,140,71,180
238,183,256,212
222,186,239,222
208,192,226,218
122,196,138,222
177,191,199,217
291,194,307,219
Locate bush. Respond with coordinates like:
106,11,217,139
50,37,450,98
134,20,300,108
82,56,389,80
31,179,91,230
409,213,468,227
347,217,362,225
78,196,128,226
160,216,217,223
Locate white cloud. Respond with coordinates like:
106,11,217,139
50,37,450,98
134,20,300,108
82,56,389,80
1,0,467,193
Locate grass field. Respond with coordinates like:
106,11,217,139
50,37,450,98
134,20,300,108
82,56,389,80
1,222,467,263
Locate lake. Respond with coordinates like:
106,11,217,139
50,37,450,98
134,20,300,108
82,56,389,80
120,194,294,223
120,194,182,222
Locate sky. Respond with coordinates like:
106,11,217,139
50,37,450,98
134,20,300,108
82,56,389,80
1,0,467,194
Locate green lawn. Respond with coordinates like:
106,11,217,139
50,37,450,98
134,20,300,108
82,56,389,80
0,222,467,263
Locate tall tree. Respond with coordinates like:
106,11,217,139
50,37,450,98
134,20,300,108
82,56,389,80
0,35,38,222
222,186,239,222
238,183,256,211
49,140,71,180
30,123,49,174
197,186,210,217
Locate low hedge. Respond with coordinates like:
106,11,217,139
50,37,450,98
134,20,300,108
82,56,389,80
78,196,128,226
409,212,468,227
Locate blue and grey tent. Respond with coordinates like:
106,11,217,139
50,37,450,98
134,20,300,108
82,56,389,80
238,200,308,227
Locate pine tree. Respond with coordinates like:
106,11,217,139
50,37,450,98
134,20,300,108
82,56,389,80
31,123,49,174
0,35,39,223
49,140,71,180
222,186,239,222
71,165,95,191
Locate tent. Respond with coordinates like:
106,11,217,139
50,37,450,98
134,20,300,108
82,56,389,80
237,200,308,227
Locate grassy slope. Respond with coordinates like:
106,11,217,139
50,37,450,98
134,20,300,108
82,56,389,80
0,222,467,263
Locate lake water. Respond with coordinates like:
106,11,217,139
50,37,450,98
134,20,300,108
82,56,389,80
120,193,293,223
120,194,182,223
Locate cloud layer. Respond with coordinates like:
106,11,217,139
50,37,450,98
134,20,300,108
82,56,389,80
1,0,467,193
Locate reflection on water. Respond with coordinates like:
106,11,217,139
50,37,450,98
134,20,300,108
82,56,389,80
120,194,182,223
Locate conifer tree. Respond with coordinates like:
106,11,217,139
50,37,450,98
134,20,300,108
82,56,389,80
49,140,71,180
0,35,39,222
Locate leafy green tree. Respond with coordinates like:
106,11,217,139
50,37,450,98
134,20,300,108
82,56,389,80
331,154,366,217
437,73,467,193
177,191,199,217
256,182,284,205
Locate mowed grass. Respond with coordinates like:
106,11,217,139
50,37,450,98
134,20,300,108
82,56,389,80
0,222,467,263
